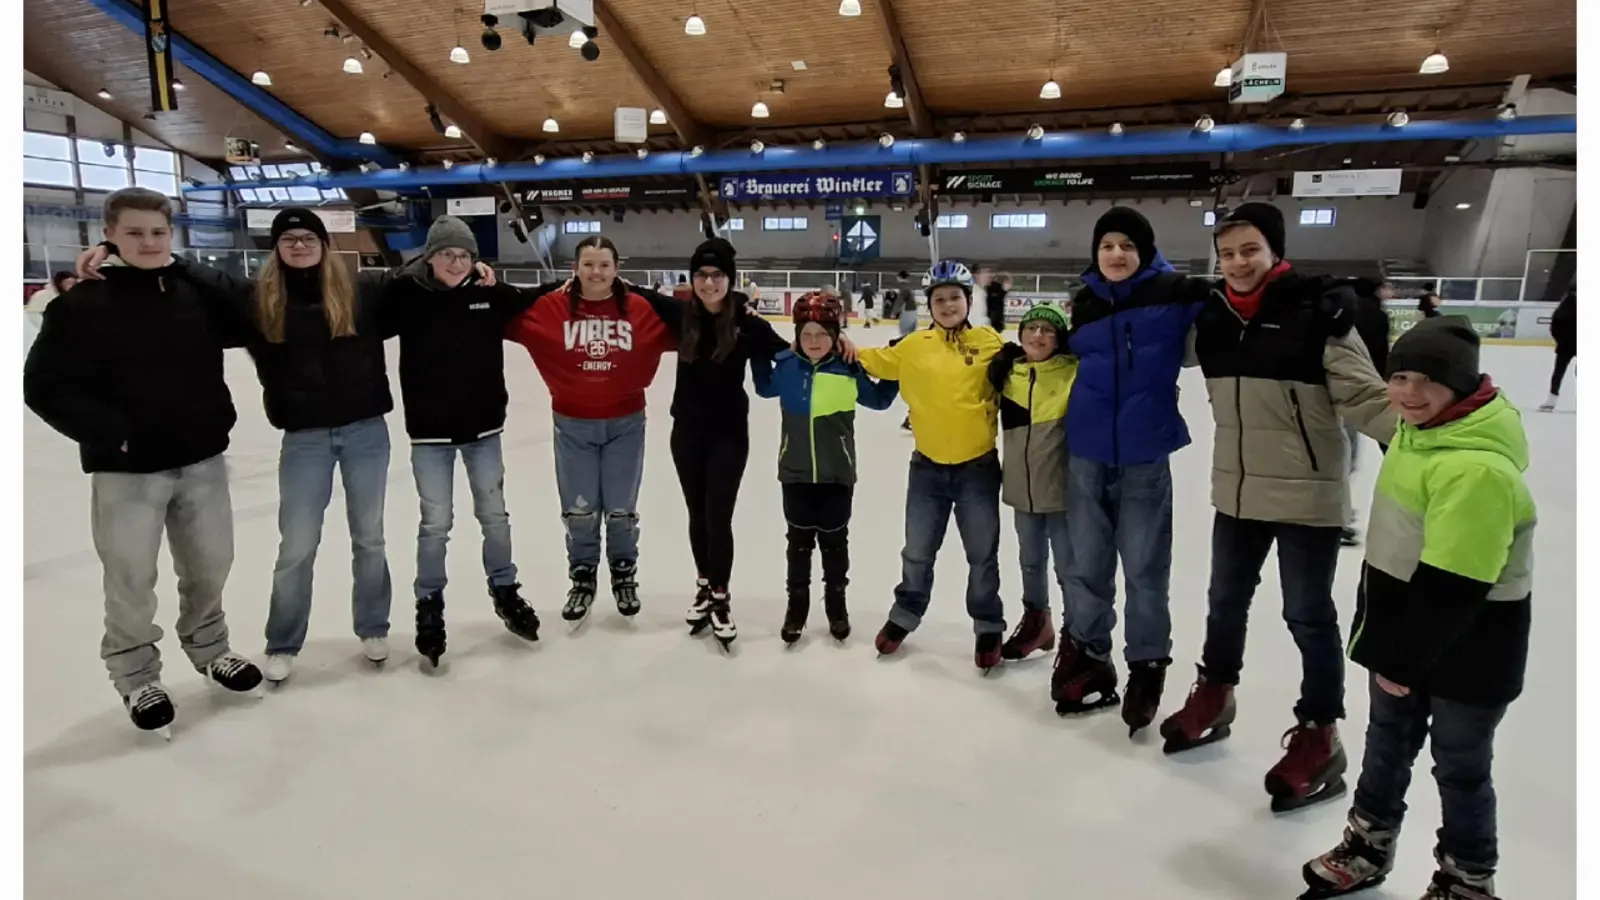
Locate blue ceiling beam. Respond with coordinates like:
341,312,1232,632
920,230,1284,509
85,0,400,167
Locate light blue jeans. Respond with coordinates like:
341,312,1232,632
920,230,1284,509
1014,509,1072,615
412,434,517,600
552,412,647,568
265,416,393,655
1062,454,1174,663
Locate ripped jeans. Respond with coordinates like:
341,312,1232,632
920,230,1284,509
551,412,647,569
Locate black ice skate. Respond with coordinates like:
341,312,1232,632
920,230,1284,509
1266,721,1348,813
1121,658,1170,737
686,579,713,636
1159,674,1237,753
1298,811,1398,899
1339,527,1361,547
124,682,175,740
610,559,641,617
975,632,1004,673
563,564,598,625
781,591,808,645
490,583,540,642
1420,856,1501,900
203,651,265,697
416,592,447,668
874,620,909,656
823,585,850,641
708,590,736,651
1051,640,1120,714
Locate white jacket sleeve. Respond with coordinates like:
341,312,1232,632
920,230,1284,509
968,285,991,328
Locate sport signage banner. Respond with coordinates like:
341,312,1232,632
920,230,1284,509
718,170,916,202
522,182,695,205
940,164,1226,195
1229,51,1287,104
1292,169,1403,198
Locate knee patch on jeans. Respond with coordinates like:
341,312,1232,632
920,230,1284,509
562,506,598,532
606,509,639,524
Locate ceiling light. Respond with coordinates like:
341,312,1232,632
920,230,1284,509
1455,202,1472,210
569,29,586,49
878,133,895,147
1419,51,1449,75
1109,122,1124,135
450,45,470,64
284,139,299,152
690,145,705,157
172,79,186,92
1497,104,1517,122
854,203,866,215
636,148,649,159
752,100,770,118
543,117,560,133
96,88,113,100
1386,110,1409,128
581,151,595,163
1342,157,1353,164
812,138,826,150
442,159,454,169
1194,115,1215,133
1289,117,1306,130
343,56,364,74
1444,154,1461,163
359,131,376,144
648,108,668,125
251,70,273,86
747,140,765,153
484,157,497,167
1188,199,1203,207
790,60,807,71
1040,79,1061,100
951,131,966,143
839,0,862,15
445,124,463,139
1213,67,1232,88
1026,124,1045,140
397,162,410,171
481,17,502,51
533,154,546,165
684,14,706,36
884,91,903,109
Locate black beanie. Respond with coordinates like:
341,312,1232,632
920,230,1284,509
270,208,330,246
689,238,738,286
1092,206,1156,270
1217,202,1286,261
1387,316,1482,397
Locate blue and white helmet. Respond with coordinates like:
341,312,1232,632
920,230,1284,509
923,259,974,296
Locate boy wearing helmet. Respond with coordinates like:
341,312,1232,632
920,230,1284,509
750,292,899,644
855,260,1010,671
986,302,1078,662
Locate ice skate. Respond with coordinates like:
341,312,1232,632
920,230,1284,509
1000,608,1055,660
203,651,264,697
1538,393,1557,412
1159,674,1237,753
563,564,598,627
1420,855,1501,900
415,592,447,668
685,579,713,636
1298,811,1398,898
490,583,540,642
781,591,808,646
1339,527,1362,547
1121,658,1170,737
823,585,850,641
1051,640,1120,714
874,620,909,656
262,653,294,685
708,590,736,651
361,637,390,668
1266,721,1348,813
610,559,641,617
975,632,1004,673
123,682,174,740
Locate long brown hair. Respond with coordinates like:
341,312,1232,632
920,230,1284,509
680,288,741,363
569,235,629,316
255,249,356,344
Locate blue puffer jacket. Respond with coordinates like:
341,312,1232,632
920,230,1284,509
1066,251,1206,466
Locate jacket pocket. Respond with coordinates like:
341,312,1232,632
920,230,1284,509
1288,387,1320,472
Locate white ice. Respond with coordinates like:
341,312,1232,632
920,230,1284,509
24,329,1576,899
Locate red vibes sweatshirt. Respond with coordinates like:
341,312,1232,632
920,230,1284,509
506,284,679,420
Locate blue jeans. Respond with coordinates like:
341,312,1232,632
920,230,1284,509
552,412,646,568
1352,674,1509,875
1014,510,1071,614
265,416,393,655
1062,455,1174,662
889,451,1005,635
411,434,516,600
1199,510,1346,723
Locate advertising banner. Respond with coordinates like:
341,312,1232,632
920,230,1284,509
522,182,695,205
1384,303,1559,343
718,170,916,202
940,163,1226,195
1228,51,1287,104
1292,169,1403,198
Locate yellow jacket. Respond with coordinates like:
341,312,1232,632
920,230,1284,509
859,325,1004,464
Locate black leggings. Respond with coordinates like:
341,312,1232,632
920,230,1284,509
670,424,749,589
1551,346,1576,396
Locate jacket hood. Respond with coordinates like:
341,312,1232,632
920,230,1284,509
1397,390,1529,472
1081,250,1177,301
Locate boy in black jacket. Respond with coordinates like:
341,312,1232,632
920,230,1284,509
23,188,264,737
378,216,543,667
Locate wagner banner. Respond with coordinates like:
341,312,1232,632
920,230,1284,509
940,164,1230,195
522,181,695,205
718,170,916,202
144,0,178,113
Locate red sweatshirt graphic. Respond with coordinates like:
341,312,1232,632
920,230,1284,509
507,287,675,419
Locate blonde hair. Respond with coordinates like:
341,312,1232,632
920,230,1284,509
255,251,357,344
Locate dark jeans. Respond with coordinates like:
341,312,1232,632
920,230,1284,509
1551,346,1575,395
1063,455,1175,662
889,451,1004,635
1352,674,1509,875
1199,511,1346,723
669,424,749,588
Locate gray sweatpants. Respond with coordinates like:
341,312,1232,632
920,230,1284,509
91,454,235,697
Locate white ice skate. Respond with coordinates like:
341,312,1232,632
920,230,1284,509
361,637,390,667
262,653,294,685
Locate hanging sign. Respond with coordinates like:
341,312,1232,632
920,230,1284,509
143,0,179,112
244,207,357,233
718,170,915,202
447,196,498,217
224,137,261,165
23,85,74,116
522,182,695,205
1291,169,1403,198
613,107,648,144
940,163,1227,195
1229,51,1288,104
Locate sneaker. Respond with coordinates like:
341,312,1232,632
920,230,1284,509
262,653,295,683
361,636,390,664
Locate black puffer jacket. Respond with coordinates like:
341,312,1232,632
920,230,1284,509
668,291,788,435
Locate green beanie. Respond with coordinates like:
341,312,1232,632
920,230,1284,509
1019,301,1069,335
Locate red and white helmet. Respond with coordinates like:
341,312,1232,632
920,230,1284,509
792,291,843,328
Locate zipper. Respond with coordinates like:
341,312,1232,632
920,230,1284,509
1024,367,1037,512
1109,303,1121,465
1289,387,1320,472
807,365,818,482
1124,323,1135,370
1224,289,1246,515
839,435,853,472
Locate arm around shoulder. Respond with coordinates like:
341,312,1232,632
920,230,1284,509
1324,331,1396,444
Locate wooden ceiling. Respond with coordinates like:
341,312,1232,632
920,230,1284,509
22,0,1577,167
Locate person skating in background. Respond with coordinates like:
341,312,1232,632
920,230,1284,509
507,235,683,628
25,188,263,736
1162,203,1396,814
751,291,899,644
1054,207,1207,733
1539,287,1575,411
672,273,693,302
669,238,789,650
1300,317,1531,900
895,271,921,431
1417,284,1443,319
858,279,878,327
1342,277,1397,546
856,260,1009,670
985,302,1077,662
377,216,545,669
977,265,1009,331
26,270,77,318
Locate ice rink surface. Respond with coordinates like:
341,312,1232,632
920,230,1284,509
23,326,1577,899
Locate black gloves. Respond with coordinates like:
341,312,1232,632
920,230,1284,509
987,342,1026,393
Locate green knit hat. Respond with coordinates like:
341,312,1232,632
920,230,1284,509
1019,301,1068,335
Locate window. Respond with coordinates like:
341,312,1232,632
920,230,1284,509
23,130,75,187
564,220,601,235
722,218,745,231
762,216,808,231
132,147,179,196
1298,207,1336,227
990,212,1047,229
935,213,969,229
76,138,131,192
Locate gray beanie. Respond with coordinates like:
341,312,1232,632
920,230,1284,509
1387,315,1482,397
423,215,478,260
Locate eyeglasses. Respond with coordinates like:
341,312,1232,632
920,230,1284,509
434,251,473,265
277,234,321,248
692,270,728,282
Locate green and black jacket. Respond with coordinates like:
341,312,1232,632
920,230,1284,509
993,353,1077,513
751,349,899,485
